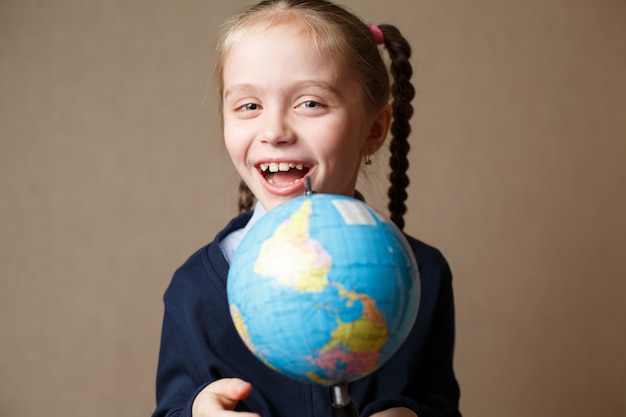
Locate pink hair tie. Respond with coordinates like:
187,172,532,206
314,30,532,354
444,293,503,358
369,25,385,45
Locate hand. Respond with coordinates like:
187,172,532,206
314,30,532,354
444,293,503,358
371,407,418,417
192,378,260,417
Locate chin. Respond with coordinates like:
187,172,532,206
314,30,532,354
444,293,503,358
260,196,295,211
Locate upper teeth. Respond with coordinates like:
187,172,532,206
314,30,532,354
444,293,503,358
260,162,305,172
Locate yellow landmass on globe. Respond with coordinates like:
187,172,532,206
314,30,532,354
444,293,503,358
321,284,389,353
230,304,256,354
306,371,334,385
338,284,386,325
324,317,388,352
254,199,331,292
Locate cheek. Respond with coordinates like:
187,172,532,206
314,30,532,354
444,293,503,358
222,122,246,162
323,121,367,158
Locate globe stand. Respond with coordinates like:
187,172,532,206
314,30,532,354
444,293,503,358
331,383,359,417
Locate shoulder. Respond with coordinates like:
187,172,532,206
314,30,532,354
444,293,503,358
402,235,457,330
163,212,254,306
162,244,213,310
404,234,451,277
403,234,454,309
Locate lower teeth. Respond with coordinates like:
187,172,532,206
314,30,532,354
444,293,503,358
267,178,301,185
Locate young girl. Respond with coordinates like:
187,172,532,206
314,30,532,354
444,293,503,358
152,1,461,416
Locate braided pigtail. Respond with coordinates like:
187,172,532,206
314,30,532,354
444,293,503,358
238,180,256,213
379,24,415,231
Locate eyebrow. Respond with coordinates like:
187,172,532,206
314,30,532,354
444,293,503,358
223,83,255,100
223,80,340,100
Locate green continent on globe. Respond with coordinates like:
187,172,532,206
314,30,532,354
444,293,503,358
254,199,331,292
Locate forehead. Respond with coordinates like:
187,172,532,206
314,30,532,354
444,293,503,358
222,15,347,70
224,23,345,79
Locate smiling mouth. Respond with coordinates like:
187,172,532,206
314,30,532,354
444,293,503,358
259,162,310,185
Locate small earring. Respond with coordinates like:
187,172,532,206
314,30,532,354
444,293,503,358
364,154,372,165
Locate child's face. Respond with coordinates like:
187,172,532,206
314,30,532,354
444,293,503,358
222,23,374,211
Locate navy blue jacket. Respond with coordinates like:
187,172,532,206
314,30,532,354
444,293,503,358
152,212,461,417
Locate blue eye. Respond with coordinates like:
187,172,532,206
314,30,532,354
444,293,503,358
301,101,322,108
241,103,260,111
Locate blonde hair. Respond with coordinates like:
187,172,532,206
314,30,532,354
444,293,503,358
216,0,415,230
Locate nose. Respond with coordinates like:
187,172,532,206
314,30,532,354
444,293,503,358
259,108,295,146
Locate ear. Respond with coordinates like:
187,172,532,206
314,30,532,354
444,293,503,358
365,104,393,156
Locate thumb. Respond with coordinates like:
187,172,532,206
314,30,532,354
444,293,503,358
219,378,254,404
194,378,255,415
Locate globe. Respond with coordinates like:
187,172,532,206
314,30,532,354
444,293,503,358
227,194,420,385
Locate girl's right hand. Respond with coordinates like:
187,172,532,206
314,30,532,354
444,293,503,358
192,378,260,417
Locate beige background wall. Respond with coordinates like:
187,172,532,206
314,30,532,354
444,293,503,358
1,1,624,416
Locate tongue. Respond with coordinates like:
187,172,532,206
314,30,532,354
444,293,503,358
268,169,307,185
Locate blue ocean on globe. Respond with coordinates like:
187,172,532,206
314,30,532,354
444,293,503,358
227,194,419,385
